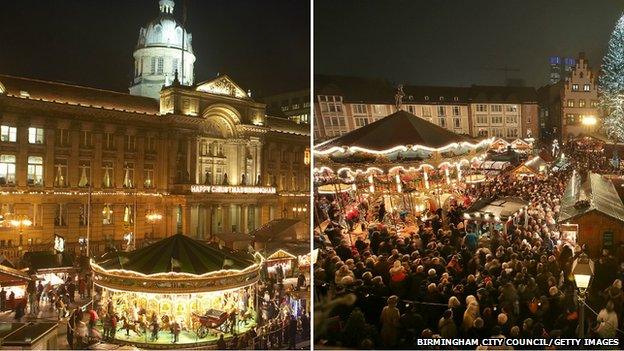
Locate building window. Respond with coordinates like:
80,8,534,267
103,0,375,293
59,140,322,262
491,116,503,124
355,117,369,127
55,204,67,227
476,104,487,112
453,117,461,129
506,128,519,138
1,126,17,142
102,204,113,225
123,162,134,188
505,115,518,124
567,99,575,107
56,129,69,147
373,105,385,115
493,128,504,138
407,105,416,114
80,130,93,148
506,105,518,113
79,204,87,226
146,135,156,152
579,99,586,107
566,114,577,125
491,105,502,113
104,132,115,150
27,156,44,186
584,84,591,91
437,106,446,117
150,57,156,74
125,135,136,152
353,104,367,114
438,117,446,128
157,57,164,74
572,84,579,91
590,100,599,108
478,129,488,137
28,127,45,144
102,161,113,188
452,106,461,116
0,155,16,185
172,58,178,75
124,205,134,224
144,164,154,188
477,115,488,124
421,106,431,117
54,159,68,187
78,160,90,187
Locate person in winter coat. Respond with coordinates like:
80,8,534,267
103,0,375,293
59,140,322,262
380,295,400,348
438,309,458,338
596,301,618,338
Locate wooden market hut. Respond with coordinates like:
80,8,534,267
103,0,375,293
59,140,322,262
0,265,31,311
559,172,624,257
510,156,549,178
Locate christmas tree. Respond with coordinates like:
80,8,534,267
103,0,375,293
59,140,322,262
600,13,624,141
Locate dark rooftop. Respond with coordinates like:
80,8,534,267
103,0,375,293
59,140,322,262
315,74,537,104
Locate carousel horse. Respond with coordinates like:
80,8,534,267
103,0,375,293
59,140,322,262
239,309,254,326
161,314,172,332
119,314,143,337
136,313,150,333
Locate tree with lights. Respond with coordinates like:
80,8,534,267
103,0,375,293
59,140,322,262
600,13,624,141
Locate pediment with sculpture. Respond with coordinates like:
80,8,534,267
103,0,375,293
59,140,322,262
196,75,249,100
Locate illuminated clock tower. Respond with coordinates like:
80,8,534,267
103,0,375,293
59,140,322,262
129,0,196,99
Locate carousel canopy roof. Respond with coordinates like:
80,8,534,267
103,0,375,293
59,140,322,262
560,172,624,223
316,110,476,152
96,234,256,275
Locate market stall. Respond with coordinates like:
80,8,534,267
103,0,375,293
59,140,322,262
265,249,297,279
510,155,549,178
91,234,263,348
0,264,31,311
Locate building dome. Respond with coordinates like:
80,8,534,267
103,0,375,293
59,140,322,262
129,0,196,99
136,0,193,53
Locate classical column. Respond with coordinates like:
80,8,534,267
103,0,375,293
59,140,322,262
241,204,249,234
223,204,231,233
205,204,213,240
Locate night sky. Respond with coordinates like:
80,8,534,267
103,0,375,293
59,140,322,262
315,0,624,88
0,0,310,97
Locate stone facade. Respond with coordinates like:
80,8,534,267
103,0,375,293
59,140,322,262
0,73,309,261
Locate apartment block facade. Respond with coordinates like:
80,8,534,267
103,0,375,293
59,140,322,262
314,75,538,143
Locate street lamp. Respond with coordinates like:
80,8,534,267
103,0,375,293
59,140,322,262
145,212,163,240
8,214,32,258
572,253,594,338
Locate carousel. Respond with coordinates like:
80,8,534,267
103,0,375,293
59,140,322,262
314,109,494,218
91,234,263,348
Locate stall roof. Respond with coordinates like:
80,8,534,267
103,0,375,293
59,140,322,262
267,249,297,261
512,156,548,175
251,219,302,241
467,196,529,219
95,234,256,275
22,251,74,274
559,172,624,223
0,264,31,286
316,110,476,152
0,322,57,346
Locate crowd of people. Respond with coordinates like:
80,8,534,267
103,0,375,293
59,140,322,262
314,142,624,349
